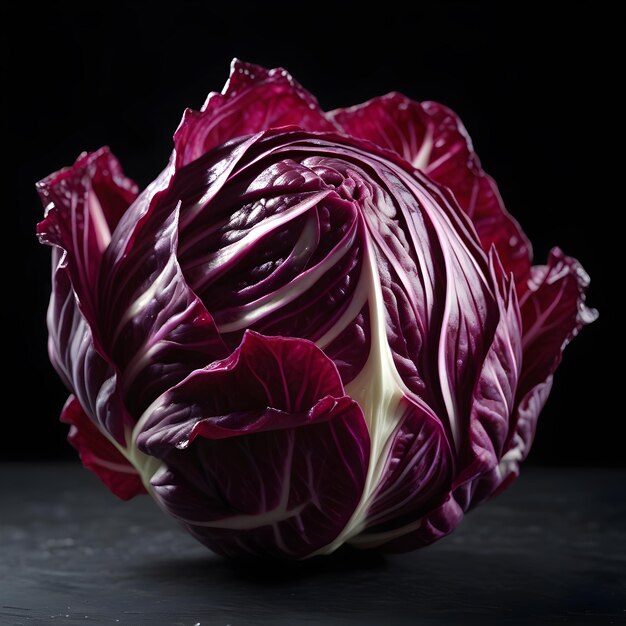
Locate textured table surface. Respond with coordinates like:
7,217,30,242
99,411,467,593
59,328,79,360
1,464,624,625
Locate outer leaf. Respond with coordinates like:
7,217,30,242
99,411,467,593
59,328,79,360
37,147,138,342
138,330,349,450
45,248,130,445
330,94,532,283
348,251,523,551
174,59,337,168
497,248,597,479
61,396,146,500
37,148,139,444
37,148,182,491
138,331,370,559
359,397,453,530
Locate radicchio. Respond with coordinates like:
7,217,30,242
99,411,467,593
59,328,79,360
37,60,596,559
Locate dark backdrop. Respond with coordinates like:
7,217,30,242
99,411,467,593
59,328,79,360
3,3,612,464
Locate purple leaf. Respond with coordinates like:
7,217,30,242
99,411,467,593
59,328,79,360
61,396,146,500
138,331,370,559
500,248,597,478
331,94,532,283
174,59,337,168
37,148,138,444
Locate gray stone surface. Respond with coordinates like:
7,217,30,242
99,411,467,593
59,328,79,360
1,464,624,625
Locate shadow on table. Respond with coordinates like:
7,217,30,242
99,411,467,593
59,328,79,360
128,545,618,625
134,543,386,583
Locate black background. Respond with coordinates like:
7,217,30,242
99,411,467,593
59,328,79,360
3,2,613,465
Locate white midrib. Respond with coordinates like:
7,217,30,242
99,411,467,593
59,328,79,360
94,416,164,497
411,126,433,171
310,232,408,556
